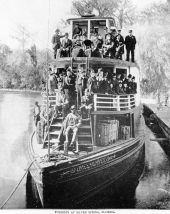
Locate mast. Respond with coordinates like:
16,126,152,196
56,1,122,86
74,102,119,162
46,68,50,162
47,0,51,162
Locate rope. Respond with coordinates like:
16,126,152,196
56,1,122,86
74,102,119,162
0,160,35,209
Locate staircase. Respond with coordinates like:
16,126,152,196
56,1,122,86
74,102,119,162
76,118,93,152
42,116,63,149
42,92,56,107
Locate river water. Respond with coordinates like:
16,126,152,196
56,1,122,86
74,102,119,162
0,91,170,209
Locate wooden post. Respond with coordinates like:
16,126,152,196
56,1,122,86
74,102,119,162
46,71,50,161
70,20,73,39
117,95,120,111
106,19,109,31
94,94,97,111
88,20,90,39
128,95,131,109
94,115,97,146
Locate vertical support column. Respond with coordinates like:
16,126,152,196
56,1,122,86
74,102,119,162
117,95,120,111
106,19,109,31
88,20,90,39
94,94,97,111
70,20,73,39
94,115,97,146
128,95,131,109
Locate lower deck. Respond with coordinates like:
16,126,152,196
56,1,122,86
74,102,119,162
30,108,145,169
32,132,135,159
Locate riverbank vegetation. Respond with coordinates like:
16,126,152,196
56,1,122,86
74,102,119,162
0,0,170,99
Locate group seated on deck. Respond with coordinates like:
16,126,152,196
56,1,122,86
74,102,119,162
51,27,125,60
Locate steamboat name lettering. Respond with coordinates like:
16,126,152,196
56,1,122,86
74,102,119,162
60,154,116,177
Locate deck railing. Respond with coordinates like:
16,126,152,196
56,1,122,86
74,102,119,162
93,93,136,111
42,92,56,106
41,92,136,111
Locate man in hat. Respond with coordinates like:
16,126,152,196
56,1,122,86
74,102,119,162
51,29,65,59
40,101,54,139
96,68,108,94
48,69,57,95
125,30,136,62
110,27,119,58
115,29,124,60
91,33,103,57
80,88,93,119
72,35,84,57
63,105,82,147
110,73,118,94
104,26,111,40
73,23,82,39
131,76,137,94
117,81,125,95
60,33,72,57
87,69,99,94
103,33,114,58
76,66,86,104
54,87,70,119
121,71,128,88
82,33,93,57
63,67,76,106
33,101,40,127
127,74,133,93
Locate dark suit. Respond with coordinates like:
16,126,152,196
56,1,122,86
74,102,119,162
125,35,136,62
131,82,137,93
110,79,119,94
60,38,72,57
127,81,133,93
115,34,124,59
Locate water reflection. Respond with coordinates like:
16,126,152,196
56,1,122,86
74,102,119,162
0,91,41,209
135,128,170,209
0,91,170,209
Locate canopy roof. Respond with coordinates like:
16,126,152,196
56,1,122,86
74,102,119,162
67,16,115,25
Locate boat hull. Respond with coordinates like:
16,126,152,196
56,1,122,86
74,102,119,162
28,136,145,208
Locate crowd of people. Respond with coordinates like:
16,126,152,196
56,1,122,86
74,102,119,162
46,66,137,119
35,66,137,150
51,24,137,62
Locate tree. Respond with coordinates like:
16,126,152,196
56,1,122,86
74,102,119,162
27,45,37,67
71,0,137,28
13,24,31,66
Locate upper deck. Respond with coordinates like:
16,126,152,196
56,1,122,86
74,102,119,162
67,16,116,40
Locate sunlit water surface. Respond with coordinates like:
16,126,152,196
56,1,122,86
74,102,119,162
0,91,170,209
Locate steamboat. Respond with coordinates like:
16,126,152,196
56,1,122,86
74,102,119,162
27,14,146,208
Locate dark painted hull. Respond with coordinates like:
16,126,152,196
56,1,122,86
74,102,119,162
28,135,145,208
